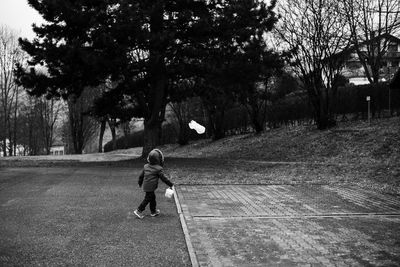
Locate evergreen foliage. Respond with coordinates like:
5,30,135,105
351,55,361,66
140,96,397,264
16,0,283,154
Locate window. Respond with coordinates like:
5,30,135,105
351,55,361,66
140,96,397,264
347,61,362,70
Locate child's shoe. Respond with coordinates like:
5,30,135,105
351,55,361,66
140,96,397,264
133,209,145,219
150,209,160,217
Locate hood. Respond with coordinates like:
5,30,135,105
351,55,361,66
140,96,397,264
147,149,164,166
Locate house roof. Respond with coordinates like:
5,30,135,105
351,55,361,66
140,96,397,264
352,33,400,49
335,33,400,59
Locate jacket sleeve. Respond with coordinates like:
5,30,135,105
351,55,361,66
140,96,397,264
158,170,173,187
138,170,144,187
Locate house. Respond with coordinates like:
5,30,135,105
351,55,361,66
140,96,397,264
341,34,400,85
50,141,65,156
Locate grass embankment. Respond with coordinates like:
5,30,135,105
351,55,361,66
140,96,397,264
161,117,400,195
1,117,399,194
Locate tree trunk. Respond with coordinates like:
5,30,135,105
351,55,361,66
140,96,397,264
122,121,131,149
28,114,33,155
69,111,83,154
3,116,9,156
206,111,214,138
142,120,162,158
178,121,189,145
250,107,264,133
246,95,265,133
141,1,167,158
1,139,6,157
7,118,13,156
212,109,225,140
68,97,86,154
108,119,117,151
315,91,336,130
98,119,106,153
252,118,264,133
13,87,18,156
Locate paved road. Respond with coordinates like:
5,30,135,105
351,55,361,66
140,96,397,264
0,167,189,266
176,185,400,266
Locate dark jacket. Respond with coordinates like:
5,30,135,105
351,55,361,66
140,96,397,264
138,163,173,192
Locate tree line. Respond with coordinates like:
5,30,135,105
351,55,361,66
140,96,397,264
0,0,398,157
105,80,400,152
0,25,99,156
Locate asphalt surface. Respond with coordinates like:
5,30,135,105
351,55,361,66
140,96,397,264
0,167,190,266
2,165,400,266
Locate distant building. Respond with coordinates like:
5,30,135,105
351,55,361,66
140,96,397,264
341,34,400,85
50,141,65,156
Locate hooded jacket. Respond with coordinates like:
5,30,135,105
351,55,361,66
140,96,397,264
138,149,173,192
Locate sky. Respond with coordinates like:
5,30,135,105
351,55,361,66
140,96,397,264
0,0,44,40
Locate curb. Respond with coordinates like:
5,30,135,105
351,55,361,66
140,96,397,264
173,187,199,267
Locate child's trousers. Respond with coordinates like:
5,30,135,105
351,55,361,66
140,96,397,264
138,191,156,213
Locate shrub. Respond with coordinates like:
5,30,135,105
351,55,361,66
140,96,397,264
104,122,177,152
335,82,400,117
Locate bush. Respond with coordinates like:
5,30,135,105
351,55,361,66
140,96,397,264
103,122,178,152
104,82,400,152
268,90,313,127
104,130,143,152
224,106,251,134
160,122,179,145
335,82,400,117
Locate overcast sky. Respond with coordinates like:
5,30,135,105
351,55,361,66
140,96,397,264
0,0,44,40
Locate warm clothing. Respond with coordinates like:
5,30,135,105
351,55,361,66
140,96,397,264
138,192,156,213
147,149,164,166
138,164,173,192
136,149,173,213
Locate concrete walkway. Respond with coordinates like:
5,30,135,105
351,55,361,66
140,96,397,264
175,185,400,266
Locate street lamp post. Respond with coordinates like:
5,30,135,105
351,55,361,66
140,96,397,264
367,96,371,124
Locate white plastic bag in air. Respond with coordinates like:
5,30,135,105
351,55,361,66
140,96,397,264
188,120,205,134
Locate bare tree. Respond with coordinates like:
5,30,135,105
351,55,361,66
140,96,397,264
276,0,350,129
342,0,400,83
36,97,64,154
67,89,98,154
242,83,270,133
15,96,48,155
0,25,25,156
98,118,107,153
169,100,194,145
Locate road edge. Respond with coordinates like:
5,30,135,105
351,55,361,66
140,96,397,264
173,187,199,267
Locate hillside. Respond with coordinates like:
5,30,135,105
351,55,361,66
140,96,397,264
161,117,399,165
1,117,399,195
159,117,400,195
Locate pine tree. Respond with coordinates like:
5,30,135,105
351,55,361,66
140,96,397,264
16,0,282,155
193,0,281,137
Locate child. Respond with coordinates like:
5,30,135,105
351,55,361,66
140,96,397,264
133,149,174,219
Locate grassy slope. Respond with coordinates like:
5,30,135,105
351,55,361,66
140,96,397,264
160,117,400,195
1,117,398,194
